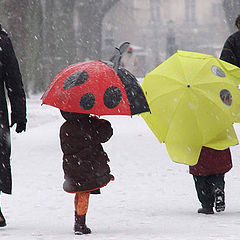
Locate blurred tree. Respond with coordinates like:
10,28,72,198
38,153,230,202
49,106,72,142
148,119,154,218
0,1,8,27
41,0,76,87
150,0,161,65
76,0,120,61
41,0,55,91
3,0,30,94
2,0,76,94
3,0,44,95
1,0,119,93
166,20,177,58
223,0,240,33
27,1,44,93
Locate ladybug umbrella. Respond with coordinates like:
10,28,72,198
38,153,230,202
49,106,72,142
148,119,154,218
41,42,150,116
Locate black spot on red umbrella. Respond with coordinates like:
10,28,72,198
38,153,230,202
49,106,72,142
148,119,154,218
103,86,122,109
63,71,89,90
80,93,95,110
42,58,150,116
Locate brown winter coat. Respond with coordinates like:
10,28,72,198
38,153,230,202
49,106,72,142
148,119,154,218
189,147,232,176
60,111,114,193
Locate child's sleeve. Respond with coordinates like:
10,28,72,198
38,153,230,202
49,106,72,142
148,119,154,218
93,118,113,143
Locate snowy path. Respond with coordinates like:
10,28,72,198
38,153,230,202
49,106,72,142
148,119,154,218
1,94,240,239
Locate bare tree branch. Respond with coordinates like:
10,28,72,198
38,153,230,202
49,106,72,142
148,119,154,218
77,0,120,60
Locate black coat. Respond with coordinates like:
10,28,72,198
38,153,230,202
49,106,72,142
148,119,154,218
0,25,26,194
220,30,240,67
60,111,114,193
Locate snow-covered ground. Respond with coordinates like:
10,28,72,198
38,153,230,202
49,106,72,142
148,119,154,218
1,94,240,240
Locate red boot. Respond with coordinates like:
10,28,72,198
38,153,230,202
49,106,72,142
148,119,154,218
74,211,91,235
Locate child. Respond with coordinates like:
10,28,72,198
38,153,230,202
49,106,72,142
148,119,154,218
59,110,114,235
189,146,232,214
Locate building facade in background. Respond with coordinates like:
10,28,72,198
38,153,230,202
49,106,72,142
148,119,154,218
102,0,229,77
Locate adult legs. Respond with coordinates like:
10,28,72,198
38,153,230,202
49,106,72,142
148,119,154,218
193,175,214,209
209,174,225,212
0,192,6,227
193,174,225,213
0,128,12,194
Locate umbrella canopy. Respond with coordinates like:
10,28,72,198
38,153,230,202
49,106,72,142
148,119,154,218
41,60,149,116
141,50,240,165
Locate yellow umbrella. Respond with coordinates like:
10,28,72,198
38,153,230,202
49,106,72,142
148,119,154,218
141,50,240,165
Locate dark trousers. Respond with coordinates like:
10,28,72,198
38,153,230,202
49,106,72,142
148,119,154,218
193,174,225,208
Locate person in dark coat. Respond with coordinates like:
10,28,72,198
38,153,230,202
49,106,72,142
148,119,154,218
190,20,239,215
220,15,240,67
189,147,232,214
60,110,114,235
0,24,27,227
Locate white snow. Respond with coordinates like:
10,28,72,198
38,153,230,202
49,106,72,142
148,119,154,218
1,94,240,240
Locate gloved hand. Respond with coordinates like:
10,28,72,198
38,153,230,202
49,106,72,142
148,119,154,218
15,122,26,133
10,121,26,133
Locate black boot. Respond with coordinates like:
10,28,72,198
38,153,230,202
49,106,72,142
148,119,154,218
0,208,6,227
198,206,214,214
214,188,225,212
74,211,91,235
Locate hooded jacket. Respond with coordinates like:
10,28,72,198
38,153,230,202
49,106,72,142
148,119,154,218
60,111,114,193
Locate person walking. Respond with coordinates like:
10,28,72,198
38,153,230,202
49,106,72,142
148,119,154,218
220,15,240,67
59,111,114,235
189,15,240,215
189,146,232,214
0,24,27,226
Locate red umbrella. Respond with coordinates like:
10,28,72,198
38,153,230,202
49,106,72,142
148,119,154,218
41,60,149,116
